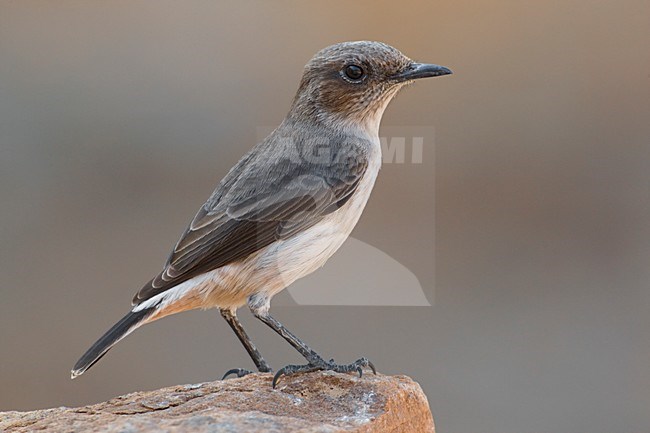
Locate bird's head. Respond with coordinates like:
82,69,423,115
289,41,452,135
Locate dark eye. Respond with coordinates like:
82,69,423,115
344,64,365,81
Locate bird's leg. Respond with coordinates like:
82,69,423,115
248,295,376,388
220,308,272,379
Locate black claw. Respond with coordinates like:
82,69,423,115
272,368,288,388
222,368,253,380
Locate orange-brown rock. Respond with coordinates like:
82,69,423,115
0,372,435,432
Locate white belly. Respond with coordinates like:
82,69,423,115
227,141,382,304
261,152,381,295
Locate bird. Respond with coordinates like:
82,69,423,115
71,41,452,388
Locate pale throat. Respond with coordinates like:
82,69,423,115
325,98,395,142
347,86,404,139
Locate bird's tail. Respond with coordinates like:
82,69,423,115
71,307,155,379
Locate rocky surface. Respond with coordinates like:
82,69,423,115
0,372,435,432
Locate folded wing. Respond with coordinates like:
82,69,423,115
132,141,368,306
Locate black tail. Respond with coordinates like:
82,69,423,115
71,307,155,379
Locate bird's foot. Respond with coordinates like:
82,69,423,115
222,368,255,380
272,356,376,388
222,365,274,380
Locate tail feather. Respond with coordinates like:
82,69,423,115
71,307,155,379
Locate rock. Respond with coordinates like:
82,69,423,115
0,372,435,432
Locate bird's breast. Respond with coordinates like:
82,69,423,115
256,137,382,293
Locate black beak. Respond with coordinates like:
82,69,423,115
393,63,453,81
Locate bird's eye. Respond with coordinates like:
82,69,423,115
343,64,365,81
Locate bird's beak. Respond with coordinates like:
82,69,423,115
393,63,453,82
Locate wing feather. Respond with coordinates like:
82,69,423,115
132,133,369,305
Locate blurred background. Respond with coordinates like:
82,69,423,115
1,1,649,433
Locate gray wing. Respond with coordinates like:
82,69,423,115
133,139,368,305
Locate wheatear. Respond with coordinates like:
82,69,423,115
72,41,451,387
